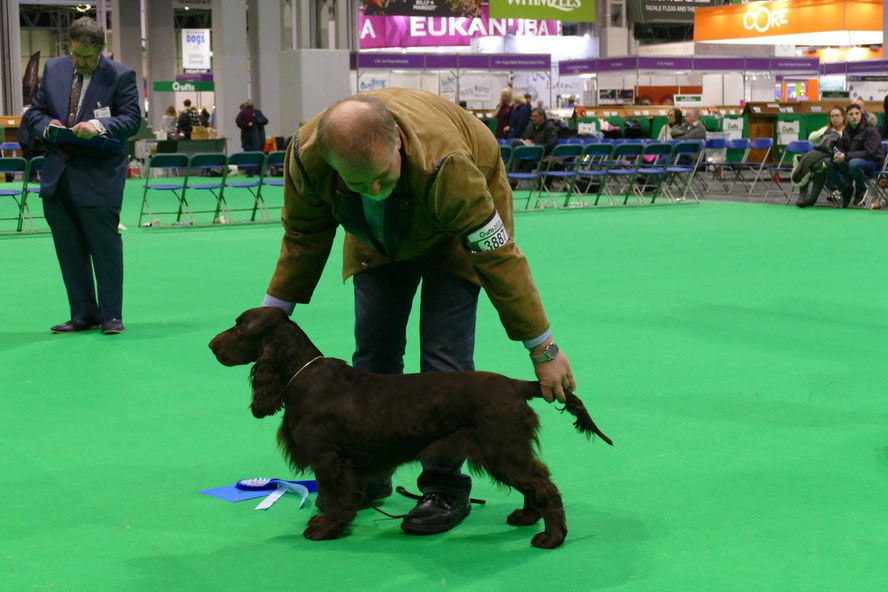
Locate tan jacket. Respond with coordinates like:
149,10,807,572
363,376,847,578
266,88,548,341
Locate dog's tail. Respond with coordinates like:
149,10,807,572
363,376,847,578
526,382,613,445
562,390,613,445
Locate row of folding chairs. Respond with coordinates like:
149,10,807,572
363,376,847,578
140,150,285,227
0,155,45,233
502,141,712,210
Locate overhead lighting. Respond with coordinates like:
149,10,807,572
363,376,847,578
76,4,92,12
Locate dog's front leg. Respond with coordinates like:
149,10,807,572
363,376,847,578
303,461,362,541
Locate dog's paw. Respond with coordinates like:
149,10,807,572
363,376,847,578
530,530,565,549
507,509,541,526
303,515,342,541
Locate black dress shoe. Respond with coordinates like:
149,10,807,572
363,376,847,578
101,318,125,335
400,492,470,535
315,479,393,510
50,318,101,333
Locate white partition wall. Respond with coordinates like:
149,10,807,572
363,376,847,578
278,49,351,134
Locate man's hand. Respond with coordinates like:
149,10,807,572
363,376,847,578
70,121,98,138
47,119,65,128
530,341,575,403
833,151,845,163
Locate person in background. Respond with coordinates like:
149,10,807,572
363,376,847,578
670,108,706,140
882,95,888,141
161,105,177,138
262,89,575,536
827,102,885,207
657,108,683,141
536,100,544,109
524,93,532,108
492,88,513,139
851,98,878,128
22,16,141,335
515,107,558,155
507,95,530,140
795,106,845,208
199,107,210,127
235,99,269,175
177,98,201,139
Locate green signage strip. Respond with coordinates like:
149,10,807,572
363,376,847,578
152,81,214,92
489,0,595,23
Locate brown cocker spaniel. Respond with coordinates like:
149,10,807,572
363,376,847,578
209,307,612,548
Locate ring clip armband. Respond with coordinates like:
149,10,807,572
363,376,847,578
462,210,511,254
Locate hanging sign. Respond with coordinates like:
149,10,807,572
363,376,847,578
361,0,482,18
153,81,215,92
182,28,211,70
488,0,596,23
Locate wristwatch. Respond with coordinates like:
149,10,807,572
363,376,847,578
530,342,559,364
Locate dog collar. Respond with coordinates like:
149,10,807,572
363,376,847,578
285,355,323,390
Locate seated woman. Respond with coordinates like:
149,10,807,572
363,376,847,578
657,108,683,141
794,106,845,208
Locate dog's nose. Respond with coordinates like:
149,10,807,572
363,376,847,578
208,340,218,352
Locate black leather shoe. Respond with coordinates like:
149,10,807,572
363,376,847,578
50,318,101,333
400,492,470,535
101,318,125,335
841,188,853,208
315,479,393,510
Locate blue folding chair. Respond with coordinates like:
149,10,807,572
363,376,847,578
506,145,545,211
765,140,814,203
719,138,751,193
500,145,512,165
538,143,584,208
598,143,644,206
635,142,675,204
261,150,287,211
575,143,614,205
185,153,230,224
21,156,46,233
139,153,191,227
730,137,773,195
0,157,28,233
663,140,705,203
225,151,271,222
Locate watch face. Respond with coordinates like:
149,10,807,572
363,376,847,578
545,343,559,359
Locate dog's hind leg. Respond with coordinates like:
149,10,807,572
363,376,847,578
303,459,362,541
482,453,567,549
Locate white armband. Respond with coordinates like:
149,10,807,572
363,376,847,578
463,210,510,253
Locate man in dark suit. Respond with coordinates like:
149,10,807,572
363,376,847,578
23,17,141,335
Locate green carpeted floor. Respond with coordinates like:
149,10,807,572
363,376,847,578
2,182,887,591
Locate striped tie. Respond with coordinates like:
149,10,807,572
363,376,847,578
67,74,83,127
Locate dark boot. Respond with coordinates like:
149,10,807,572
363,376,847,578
796,185,813,208
841,186,853,208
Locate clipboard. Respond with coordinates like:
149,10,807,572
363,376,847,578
45,125,121,153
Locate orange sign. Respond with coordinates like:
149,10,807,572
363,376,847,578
694,0,882,42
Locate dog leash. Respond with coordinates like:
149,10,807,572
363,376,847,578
285,356,323,390
367,486,487,520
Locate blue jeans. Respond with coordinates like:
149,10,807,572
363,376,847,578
826,158,875,196
353,261,480,499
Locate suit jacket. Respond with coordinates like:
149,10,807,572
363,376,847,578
267,88,549,342
24,55,141,207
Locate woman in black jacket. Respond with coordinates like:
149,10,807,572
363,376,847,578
826,103,885,207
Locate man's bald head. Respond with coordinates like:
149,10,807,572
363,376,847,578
317,94,398,167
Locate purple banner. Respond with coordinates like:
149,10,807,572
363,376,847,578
359,5,562,49
638,57,693,71
559,59,596,76
744,58,771,72
489,54,551,70
846,60,888,74
357,53,425,69
176,73,213,82
820,62,847,75
458,54,491,70
770,58,819,73
597,57,638,72
425,54,459,69
693,57,744,72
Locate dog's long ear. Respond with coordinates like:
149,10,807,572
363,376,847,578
241,306,289,337
249,338,285,418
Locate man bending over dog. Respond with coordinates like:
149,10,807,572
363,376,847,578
262,88,575,536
